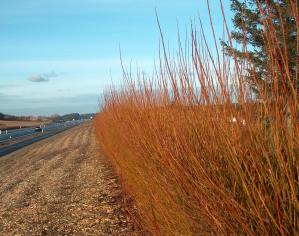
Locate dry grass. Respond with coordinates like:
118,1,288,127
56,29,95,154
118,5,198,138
94,1,298,235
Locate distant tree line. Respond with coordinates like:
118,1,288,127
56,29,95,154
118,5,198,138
50,113,95,123
0,112,43,121
0,112,94,122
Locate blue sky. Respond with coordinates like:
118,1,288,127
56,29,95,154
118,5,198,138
0,0,232,116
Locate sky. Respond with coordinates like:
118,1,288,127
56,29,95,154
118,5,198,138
0,0,232,116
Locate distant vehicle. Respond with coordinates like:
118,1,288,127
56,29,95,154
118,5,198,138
34,127,42,132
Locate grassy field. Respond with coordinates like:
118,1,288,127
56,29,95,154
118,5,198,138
0,120,50,130
94,1,298,235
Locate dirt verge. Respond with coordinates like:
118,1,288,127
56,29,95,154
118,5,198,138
0,122,145,235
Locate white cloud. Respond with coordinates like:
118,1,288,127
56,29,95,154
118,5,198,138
27,71,62,82
28,75,49,82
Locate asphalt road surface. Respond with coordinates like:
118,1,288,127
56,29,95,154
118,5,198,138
0,123,144,235
0,120,86,143
0,120,89,157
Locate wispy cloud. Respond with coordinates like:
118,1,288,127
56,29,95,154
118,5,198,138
0,83,20,88
27,71,61,83
0,93,99,116
44,71,61,78
28,75,49,82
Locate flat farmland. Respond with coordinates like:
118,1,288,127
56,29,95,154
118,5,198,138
0,123,142,235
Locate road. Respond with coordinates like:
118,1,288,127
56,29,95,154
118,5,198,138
0,123,143,235
0,120,87,143
0,120,88,157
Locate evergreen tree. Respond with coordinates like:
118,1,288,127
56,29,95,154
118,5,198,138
223,0,298,96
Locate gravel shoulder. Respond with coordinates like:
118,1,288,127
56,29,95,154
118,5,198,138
0,122,143,235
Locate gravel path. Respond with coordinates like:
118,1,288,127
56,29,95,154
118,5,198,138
0,122,143,235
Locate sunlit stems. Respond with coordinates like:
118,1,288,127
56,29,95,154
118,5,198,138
94,0,298,235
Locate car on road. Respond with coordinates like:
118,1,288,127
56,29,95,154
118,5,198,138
34,127,42,132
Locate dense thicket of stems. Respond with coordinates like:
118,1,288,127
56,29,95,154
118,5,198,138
94,1,298,235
